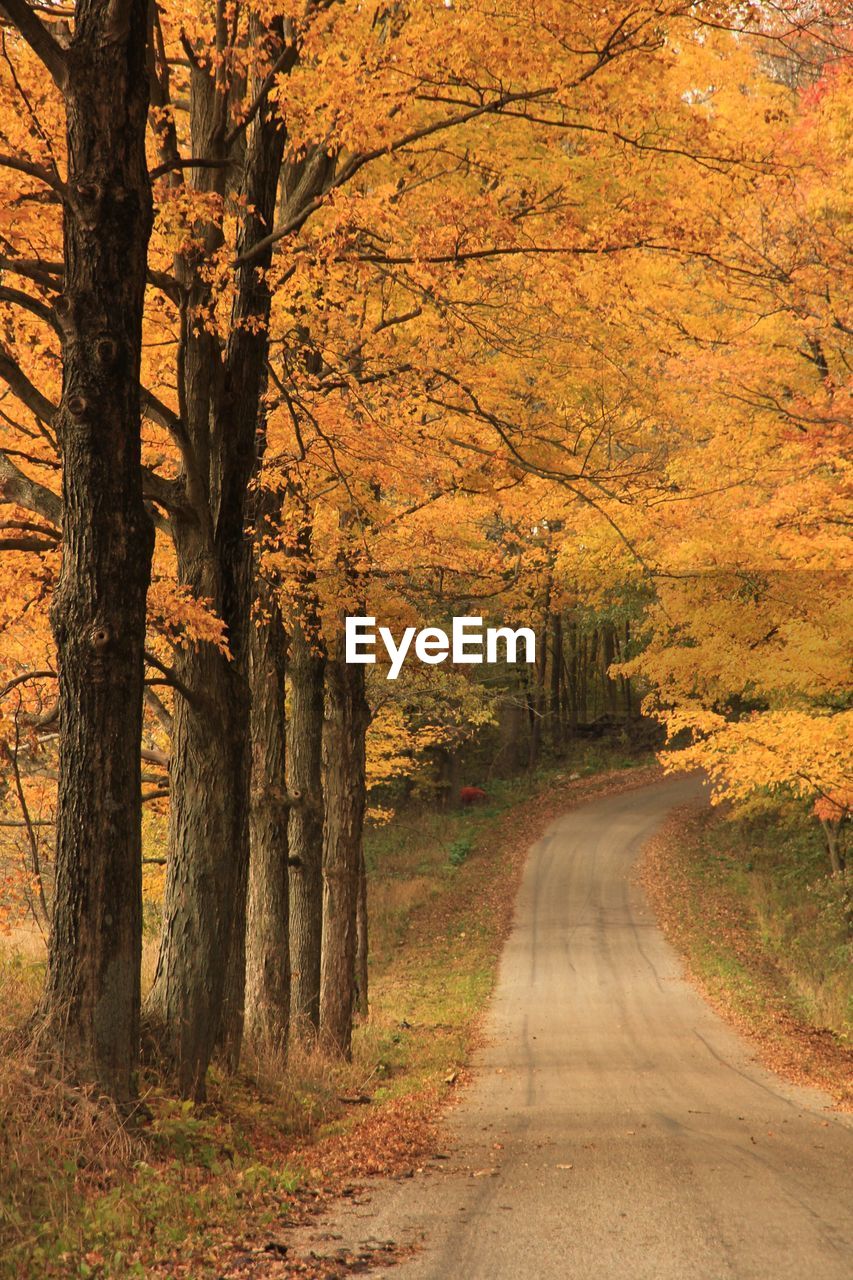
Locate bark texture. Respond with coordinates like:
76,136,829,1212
145,18,289,1095
245,562,291,1052
320,652,369,1057
40,0,154,1100
287,614,325,1034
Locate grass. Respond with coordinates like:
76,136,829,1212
0,744,654,1278
642,796,852,1105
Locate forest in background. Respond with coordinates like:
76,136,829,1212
0,1,850,1248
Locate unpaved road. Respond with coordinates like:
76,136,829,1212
296,778,852,1278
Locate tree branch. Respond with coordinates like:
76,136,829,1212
232,86,555,268
223,38,298,147
0,345,58,425
0,253,61,291
141,465,183,512
0,668,56,699
0,152,65,194
0,284,61,332
0,448,62,526
144,649,198,706
149,156,232,181
0,0,68,90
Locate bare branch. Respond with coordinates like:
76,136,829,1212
147,269,183,305
142,787,170,803
0,253,61,291
0,534,55,551
0,668,55,699
0,284,61,331
149,156,231,181
0,345,58,426
0,447,62,526
144,686,173,733
141,465,183,512
145,649,198,706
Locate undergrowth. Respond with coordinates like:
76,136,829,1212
702,799,852,1038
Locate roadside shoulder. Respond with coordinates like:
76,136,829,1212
641,803,853,1110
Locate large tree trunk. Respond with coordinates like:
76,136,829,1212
320,652,369,1058
145,19,288,1095
40,0,154,1101
245,560,291,1053
287,614,326,1035
146,632,248,1095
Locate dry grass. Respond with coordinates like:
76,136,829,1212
0,956,142,1277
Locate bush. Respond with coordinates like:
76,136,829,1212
448,836,473,867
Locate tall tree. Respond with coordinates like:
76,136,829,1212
0,0,154,1098
144,10,293,1096
320,636,369,1058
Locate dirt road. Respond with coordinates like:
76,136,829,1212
296,778,852,1278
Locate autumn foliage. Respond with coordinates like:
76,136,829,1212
0,0,849,1102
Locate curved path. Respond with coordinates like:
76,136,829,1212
297,778,852,1278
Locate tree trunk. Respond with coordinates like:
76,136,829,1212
602,623,618,717
565,618,581,730
549,610,563,750
622,619,634,719
145,624,250,1096
287,614,326,1035
40,0,154,1101
245,566,291,1053
528,624,548,770
354,842,369,1018
145,19,288,1094
497,696,527,776
320,651,369,1058
820,818,847,876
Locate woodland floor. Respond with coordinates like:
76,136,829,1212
0,747,657,1280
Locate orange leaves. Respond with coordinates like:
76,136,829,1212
814,790,852,824
147,584,232,658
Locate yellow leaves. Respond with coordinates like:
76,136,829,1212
147,584,231,657
663,709,853,813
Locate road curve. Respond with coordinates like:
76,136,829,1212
298,778,853,1278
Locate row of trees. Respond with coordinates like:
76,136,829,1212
0,0,849,1100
